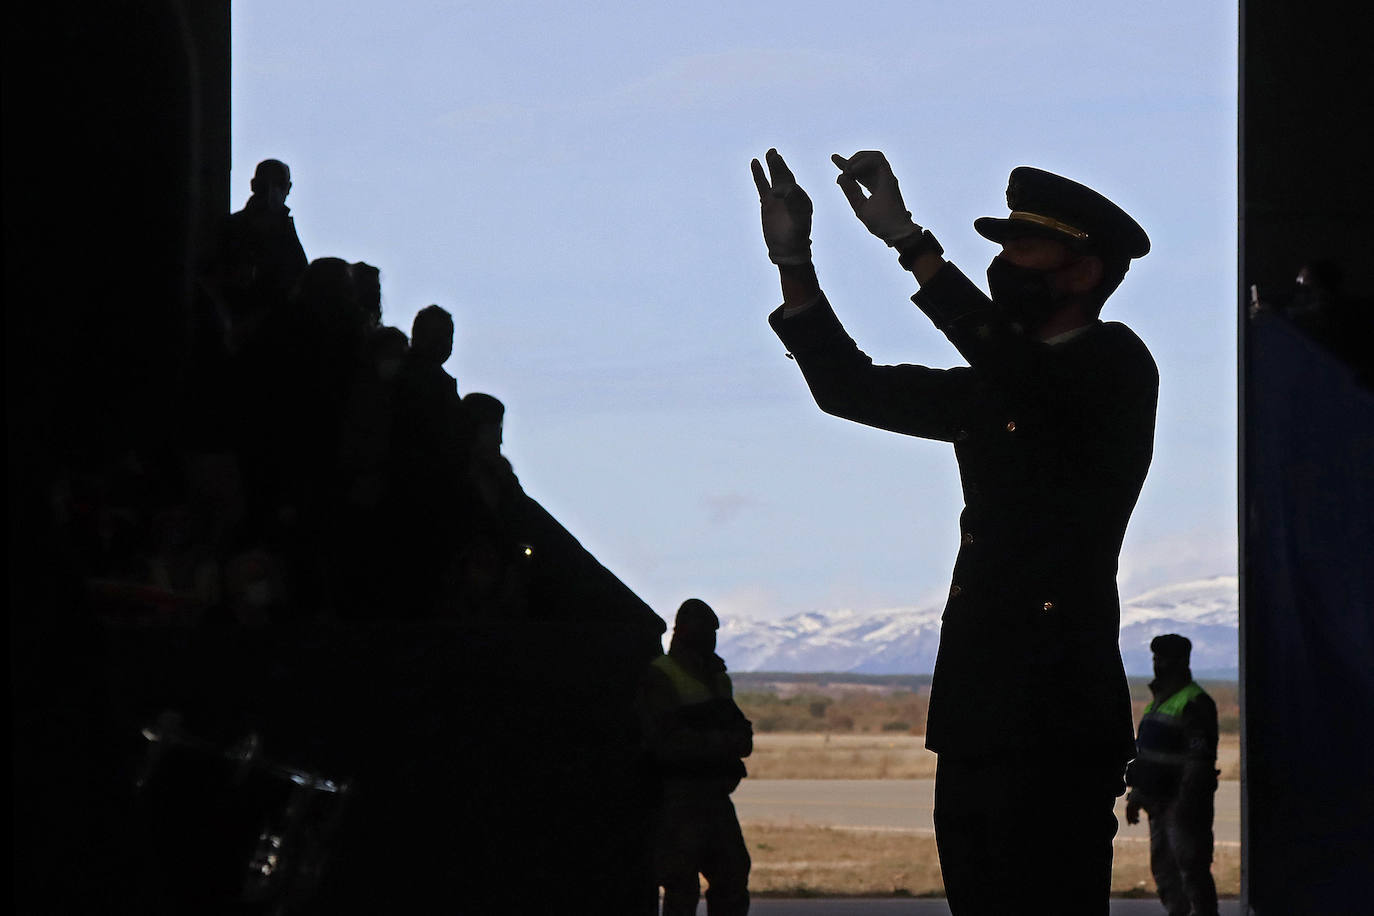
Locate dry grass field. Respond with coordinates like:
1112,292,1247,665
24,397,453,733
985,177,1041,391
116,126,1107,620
748,733,937,780
745,824,944,897
748,732,1240,780
731,677,1241,897
742,823,1241,898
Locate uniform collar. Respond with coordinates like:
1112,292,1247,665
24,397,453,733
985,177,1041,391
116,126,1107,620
1043,320,1100,346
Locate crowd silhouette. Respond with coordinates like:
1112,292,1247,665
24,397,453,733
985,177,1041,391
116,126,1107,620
66,158,532,630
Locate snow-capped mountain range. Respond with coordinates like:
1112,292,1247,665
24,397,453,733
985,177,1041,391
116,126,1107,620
717,575,1238,677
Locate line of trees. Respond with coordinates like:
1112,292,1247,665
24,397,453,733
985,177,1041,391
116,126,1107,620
735,675,1239,735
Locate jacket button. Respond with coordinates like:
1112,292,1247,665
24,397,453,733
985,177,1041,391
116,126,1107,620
961,532,974,545
955,429,969,442
1042,601,1055,612
950,585,963,598
1005,420,1017,432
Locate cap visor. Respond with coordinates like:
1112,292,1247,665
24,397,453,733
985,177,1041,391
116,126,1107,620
974,216,1086,247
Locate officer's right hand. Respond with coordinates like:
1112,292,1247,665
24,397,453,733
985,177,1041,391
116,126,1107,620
751,149,813,265
831,150,922,246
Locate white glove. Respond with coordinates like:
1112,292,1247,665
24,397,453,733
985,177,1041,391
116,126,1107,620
750,148,813,265
831,151,921,246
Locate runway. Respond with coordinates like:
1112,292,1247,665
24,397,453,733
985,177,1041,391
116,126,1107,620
748,900,1242,914
735,778,1241,845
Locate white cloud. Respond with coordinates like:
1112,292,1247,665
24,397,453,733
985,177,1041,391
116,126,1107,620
1118,528,1238,598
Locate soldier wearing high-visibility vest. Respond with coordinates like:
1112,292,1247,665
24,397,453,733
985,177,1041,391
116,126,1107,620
1126,634,1220,916
639,599,752,916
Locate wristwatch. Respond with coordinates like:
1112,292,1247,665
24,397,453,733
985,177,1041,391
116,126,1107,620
896,229,944,271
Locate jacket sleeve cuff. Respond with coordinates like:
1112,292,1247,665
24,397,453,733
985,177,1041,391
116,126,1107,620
768,291,846,358
910,262,997,329
779,293,823,319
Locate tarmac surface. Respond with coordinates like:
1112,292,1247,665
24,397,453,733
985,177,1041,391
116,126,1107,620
748,899,1242,914
735,779,1241,846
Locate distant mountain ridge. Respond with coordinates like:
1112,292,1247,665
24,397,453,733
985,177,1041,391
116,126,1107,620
718,575,1238,677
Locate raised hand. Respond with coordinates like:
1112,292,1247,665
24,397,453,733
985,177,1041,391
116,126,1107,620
751,148,813,266
831,150,921,246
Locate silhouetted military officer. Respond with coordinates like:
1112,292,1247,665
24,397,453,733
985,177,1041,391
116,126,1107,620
1126,634,1220,916
640,599,752,916
752,148,1156,914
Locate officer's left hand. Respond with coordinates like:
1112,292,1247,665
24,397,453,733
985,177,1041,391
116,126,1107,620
831,151,922,246
1125,798,1141,825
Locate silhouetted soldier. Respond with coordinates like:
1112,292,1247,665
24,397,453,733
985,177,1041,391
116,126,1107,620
463,392,521,520
333,326,409,619
640,599,752,916
217,159,308,335
396,304,461,428
340,326,409,510
351,261,382,329
390,304,472,615
1126,635,1220,916
753,149,1156,913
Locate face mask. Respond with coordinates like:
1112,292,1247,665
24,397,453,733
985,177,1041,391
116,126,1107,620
986,257,1061,330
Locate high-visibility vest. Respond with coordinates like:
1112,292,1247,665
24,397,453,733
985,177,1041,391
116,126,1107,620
650,653,732,707
647,653,747,784
1133,681,1207,795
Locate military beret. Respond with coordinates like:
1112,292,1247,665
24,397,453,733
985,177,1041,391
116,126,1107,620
1150,633,1192,660
974,166,1150,259
675,598,719,630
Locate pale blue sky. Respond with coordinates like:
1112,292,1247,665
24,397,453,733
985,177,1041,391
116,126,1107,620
233,1,1238,621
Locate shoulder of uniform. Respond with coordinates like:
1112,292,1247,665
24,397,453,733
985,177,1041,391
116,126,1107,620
1097,320,1154,357
643,654,672,680
1090,321,1159,383
639,658,677,702
1189,687,1218,709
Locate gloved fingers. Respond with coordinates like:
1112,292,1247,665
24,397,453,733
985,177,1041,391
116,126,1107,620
750,158,771,200
835,150,895,190
764,148,798,196
835,173,868,214
783,183,813,219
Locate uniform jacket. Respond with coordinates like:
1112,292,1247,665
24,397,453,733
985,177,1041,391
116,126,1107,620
639,649,753,792
769,262,1157,766
1127,679,1219,811
218,196,308,313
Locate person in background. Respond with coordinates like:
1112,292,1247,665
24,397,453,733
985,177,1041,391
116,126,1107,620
215,158,308,342
639,599,752,916
390,305,472,615
1126,634,1220,916
351,262,382,329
